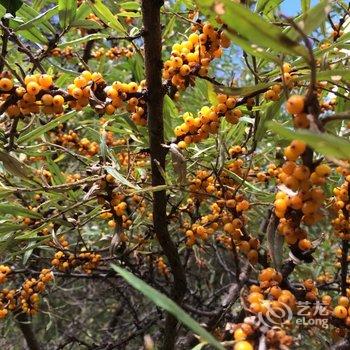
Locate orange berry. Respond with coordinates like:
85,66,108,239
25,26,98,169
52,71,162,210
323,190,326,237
38,74,53,88
26,81,41,95
234,341,253,350
334,305,348,319
247,292,264,303
284,146,298,161
41,94,53,106
72,87,83,99
290,140,306,155
105,104,115,115
290,196,303,210
315,164,331,177
338,296,349,307
298,239,312,251
283,63,292,73
74,76,87,88
286,95,305,114
177,141,187,149
234,328,247,341
179,65,191,76
53,95,64,106
274,199,288,212
0,77,13,91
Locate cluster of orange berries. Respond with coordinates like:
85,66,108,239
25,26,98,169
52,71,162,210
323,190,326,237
332,178,350,240
285,94,310,129
92,46,134,60
228,145,247,158
51,129,99,157
49,46,74,59
65,173,82,183
264,83,282,101
19,269,53,315
332,296,350,326
105,80,147,125
273,144,330,246
51,251,101,273
0,265,11,284
0,289,15,318
316,271,334,284
184,170,252,249
246,268,297,317
230,322,255,350
116,150,149,168
231,321,293,350
155,257,170,276
303,278,319,302
175,95,241,148
1,72,65,117
0,268,53,318
66,70,105,111
98,178,146,231
163,22,230,91
0,69,151,126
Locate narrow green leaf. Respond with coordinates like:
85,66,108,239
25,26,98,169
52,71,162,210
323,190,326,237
74,1,91,20
0,222,24,234
163,95,178,141
268,121,350,160
105,166,139,189
89,0,126,34
225,31,280,63
118,11,140,18
32,0,45,11
163,14,176,38
216,81,274,97
254,98,284,142
302,0,311,12
58,33,107,48
58,0,77,28
17,3,56,36
16,5,58,31
10,18,48,44
70,19,103,30
129,53,144,82
225,169,269,194
255,0,282,14
295,69,350,82
120,1,140,10
0,204,41,219
289,0,331,40
111,264,225,350
18,111,76,144
198,0,308,58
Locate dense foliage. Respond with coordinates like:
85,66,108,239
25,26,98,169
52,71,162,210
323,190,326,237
0,0,350,349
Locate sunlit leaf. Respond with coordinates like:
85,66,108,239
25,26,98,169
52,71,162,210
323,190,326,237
111,264,225,350
88,0,126,34
268,121,350,160
58,0,77,28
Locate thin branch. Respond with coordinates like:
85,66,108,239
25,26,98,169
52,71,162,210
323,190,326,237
141,1,187,349
0,22,45,73
15,312,41,350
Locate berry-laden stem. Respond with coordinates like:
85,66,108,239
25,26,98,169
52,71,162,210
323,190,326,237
141,1,187,349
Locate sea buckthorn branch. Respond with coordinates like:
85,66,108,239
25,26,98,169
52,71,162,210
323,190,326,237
322,111,350,124
142,1,187,349
0,17,9,72
0,23,45,74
